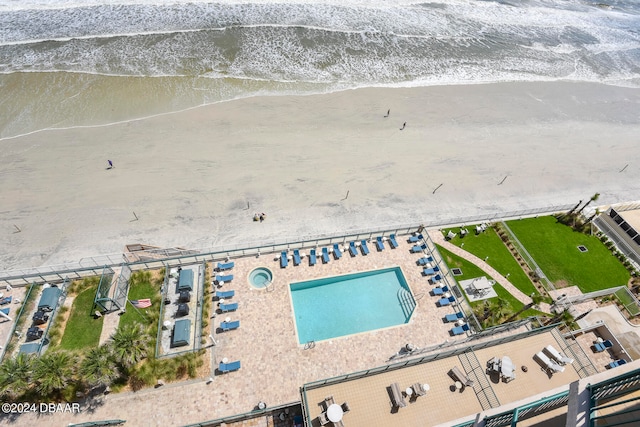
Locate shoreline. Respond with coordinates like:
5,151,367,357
1,81,639,270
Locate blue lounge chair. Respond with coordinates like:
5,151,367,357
293,249,302,266
333,244,343,259
217,261,235,271
220,320,240,331
389,234,399,249
408,234,423,243
360,240,370,255
437,298,451,307
216,274,234,283
0,307,9,316
280,251,288,268
423,266,439,276
608,359,627,369
0,296,12,305
309,249,317,266
444,312,464,322
219,360,241,373
411,244,427,253
417,256,433,266
594,340,613,352
430,274,442,284
451,323,470,336
321,247,330,263
432,287,444,296
349,242,358,257
220,302,238,312
376,236,385,251
216,290,235,299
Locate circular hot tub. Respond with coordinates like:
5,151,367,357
248,267,273,289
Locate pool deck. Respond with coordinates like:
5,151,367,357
7,234,626,426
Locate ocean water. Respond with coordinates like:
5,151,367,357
1,0,639,139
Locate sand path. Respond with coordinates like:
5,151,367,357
429,229,552,313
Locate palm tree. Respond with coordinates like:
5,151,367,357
578,193,600,215
490,298,509,325
33,351,77,396
80,344,119,388
505,293,544,322
0,353,33,399
109,323,150,369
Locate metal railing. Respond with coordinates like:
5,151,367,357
500,220,555,291
0,204,574,287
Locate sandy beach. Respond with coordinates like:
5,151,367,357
1,81,640,271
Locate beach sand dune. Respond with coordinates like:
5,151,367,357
1,82,639,270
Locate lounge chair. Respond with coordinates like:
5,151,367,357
333,244,343,259
389,382,407,408
411,244,427,253
608,359,627,369
321,247,330,264
535,351,565,373
451,323,470,336
360,240,370,255
220,320,240,331
594,340,613,353
293,249,302,266
438,297,451,307
544,344,574,365
217,261,235,271
215,290,235,299
408,234,423,243
215,274,233,283
218,360,241,373
445,312,464,322
389,234,399,249
219,302,238,312
309,249,317,266
376,236,385,251
280,251,288,268
0,296,12,305
430,274,442,284
423,266,440,276
349,241,358,257
451,366,475,387
417,256,434,266
432,287,444,296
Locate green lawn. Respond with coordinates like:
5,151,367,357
436,245,541,319
506,216,630,292
443,225,538,296
59,285,104,351
118,272,161,331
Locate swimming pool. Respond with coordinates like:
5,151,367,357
289,267,415,344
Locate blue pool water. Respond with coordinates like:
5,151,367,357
290,267,415,344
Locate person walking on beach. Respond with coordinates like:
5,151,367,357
107,160,114,169
384,109,390,118
400,122,406,130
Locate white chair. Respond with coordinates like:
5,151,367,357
544,344,574,365
535,351,564,373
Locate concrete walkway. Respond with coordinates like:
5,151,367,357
428,230,552,313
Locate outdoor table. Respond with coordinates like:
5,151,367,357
222,357,229,364
454,381,463,390
326,404,343,422
219,299,225,305
444,292,451,299
300,252,306,258
405,387,413,397
456,319,465,326
422,383,430,392
225,317,231,322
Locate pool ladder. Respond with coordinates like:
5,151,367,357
397,288,417,319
